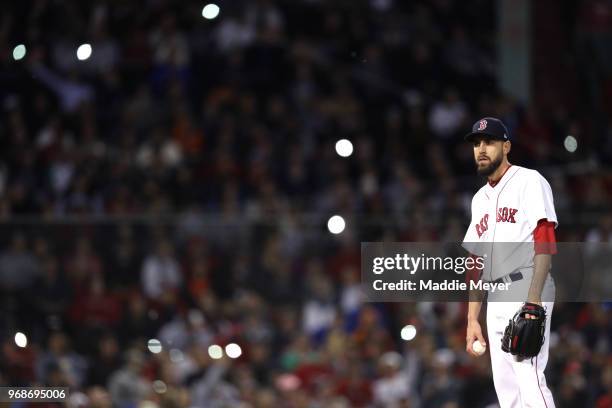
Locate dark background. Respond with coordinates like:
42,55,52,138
0,0,610,407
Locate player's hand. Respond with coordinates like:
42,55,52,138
466,319,487,357
524,300,542,319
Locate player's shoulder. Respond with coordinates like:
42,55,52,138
512,165,550,184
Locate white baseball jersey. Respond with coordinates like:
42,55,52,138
462,165,558,281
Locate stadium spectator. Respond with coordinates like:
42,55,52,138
141,239,182,301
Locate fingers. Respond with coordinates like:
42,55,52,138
466,329,487,357
466,344,477,357
466,335,485,357
477,332,487,347
466,319,487,357
466,337,475,355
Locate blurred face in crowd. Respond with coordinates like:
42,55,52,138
49,332,68,353
472,137,510,177
99,335,119,359
87,386,112,408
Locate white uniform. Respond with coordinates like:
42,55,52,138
463,165,558,408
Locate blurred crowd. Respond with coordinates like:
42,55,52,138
1,223,611,408
0,0,611,222
0,0,611,407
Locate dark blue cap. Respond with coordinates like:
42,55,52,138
464,117,510,142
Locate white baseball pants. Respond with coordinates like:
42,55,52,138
486,271,556,408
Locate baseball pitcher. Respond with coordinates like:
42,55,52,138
463,117,557,407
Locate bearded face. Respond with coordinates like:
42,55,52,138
473,138,506,177
476,150,503,176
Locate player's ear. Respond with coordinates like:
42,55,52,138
503,141,511,155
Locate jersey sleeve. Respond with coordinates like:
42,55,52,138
534,219,557,254
462,223,479,244
523,172,558,232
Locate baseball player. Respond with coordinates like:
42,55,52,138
462,117,558,407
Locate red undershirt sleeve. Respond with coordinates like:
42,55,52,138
534,218,557,255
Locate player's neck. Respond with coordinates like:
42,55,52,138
488,161,512,186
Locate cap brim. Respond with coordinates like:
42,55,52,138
464,131,506,142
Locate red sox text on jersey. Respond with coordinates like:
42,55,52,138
475,207,518,238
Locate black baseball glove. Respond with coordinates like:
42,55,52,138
501,302,546,358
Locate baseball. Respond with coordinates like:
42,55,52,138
472,340,487,355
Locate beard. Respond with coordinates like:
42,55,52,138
475,154,503,177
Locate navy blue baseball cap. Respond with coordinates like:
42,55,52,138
464,117,510,142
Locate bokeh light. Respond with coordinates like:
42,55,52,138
400,325,417,341
208,344,223,359
202,4,220,19
12,44,26,61
564,135,578,153
152,380,167,394
225,343,242,359
327,215,346,234
147,338,162,354
15,332,27,348
76,43,92,60
335,139,354,157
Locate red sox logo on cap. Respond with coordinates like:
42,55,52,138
478,119,487,131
